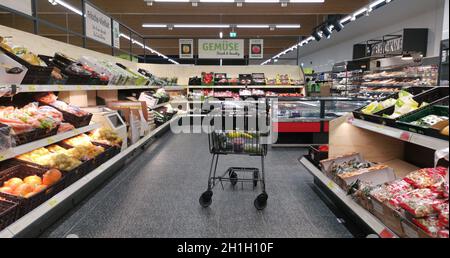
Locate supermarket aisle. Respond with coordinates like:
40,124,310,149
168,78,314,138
42,132,352,238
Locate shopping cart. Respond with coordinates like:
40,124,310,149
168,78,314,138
199,100,270,210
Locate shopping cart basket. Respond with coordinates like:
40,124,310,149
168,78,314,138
199,100,270,210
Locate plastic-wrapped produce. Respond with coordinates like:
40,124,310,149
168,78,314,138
370,179,414,208
0,123,12,152
438,229,449,238
433,202,449,228
403,167,448,189
397,189,442,218
412,217,442,237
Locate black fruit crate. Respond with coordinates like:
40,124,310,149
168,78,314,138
49,104,93,128
396,104,449,140
0,45,53,85
376,87,449,127
352,87,433,123
308,146,329,167
93,143,120,167
60,141,120,174
0,199,18,231
11,125,59,146
0,164,66,218
353,87,448,126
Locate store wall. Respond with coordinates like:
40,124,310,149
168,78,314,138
298,0,446,73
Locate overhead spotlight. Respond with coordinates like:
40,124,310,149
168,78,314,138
321,25,332,39
331,20,344,32
312,30,322,41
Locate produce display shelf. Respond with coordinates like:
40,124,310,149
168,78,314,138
163,86,187,91
0,124,101,162
348,117,448,151
246,85,305,89
363,76,423,80
0,115,181,238
299,157,398,238
360,85,413,88
187,85,304,89
6,84,161,93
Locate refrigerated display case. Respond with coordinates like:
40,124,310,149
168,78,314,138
271,98,370,146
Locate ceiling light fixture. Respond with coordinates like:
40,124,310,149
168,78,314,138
47,0,83,16
275,24,301,29
261,0,395,65
174,24,230,28
236,24,270,28
142,24,168,28
311,30,322,41
331,20,344,32
321,25,332,39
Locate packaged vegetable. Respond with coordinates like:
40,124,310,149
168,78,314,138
412,217,442,237
370,180,414,208
403,167,447,189
438,229,449,238
396,189,442,218
433,202,449,228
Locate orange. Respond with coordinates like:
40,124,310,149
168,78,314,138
0,186,13,194
24,175,42,186
33,185,47,194
24,192,36,199
13,183,34,197
4,178,23,191
42,169,62,186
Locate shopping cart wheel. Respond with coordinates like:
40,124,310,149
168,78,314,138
199,190,213,208
229,171,238,186
253,170,259,187
254,193,268,210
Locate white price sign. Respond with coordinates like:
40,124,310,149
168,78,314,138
0,0,32,16
112,20,120,49
198,39,244,59
84,2,112,46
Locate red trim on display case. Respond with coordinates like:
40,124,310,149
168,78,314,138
274,122,322,133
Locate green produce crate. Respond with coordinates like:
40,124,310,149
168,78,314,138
396,105,449,140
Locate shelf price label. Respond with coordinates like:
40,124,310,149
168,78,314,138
47,199,58,208
379,228,394,238
46,137,55,144
57,85,64,91
27,85,37,91
327,180,335,189
0,155,4,162
400,132,411,141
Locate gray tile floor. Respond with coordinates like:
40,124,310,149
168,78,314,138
41,132,352,238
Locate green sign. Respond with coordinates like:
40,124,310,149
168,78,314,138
230,31,237,38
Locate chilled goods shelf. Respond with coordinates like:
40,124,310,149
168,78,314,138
0,114,181,238
348,117,448,150
299,157,398,238
0,123,101,162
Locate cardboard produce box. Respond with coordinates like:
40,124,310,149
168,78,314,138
320,153,395,190
369,197,405,237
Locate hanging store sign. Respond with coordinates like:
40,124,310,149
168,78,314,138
198,39,244,59
0,0,32,16
84,2,112,46
371,37,403,56
179,39,194,59
112,20,120,49
249,39,264,59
